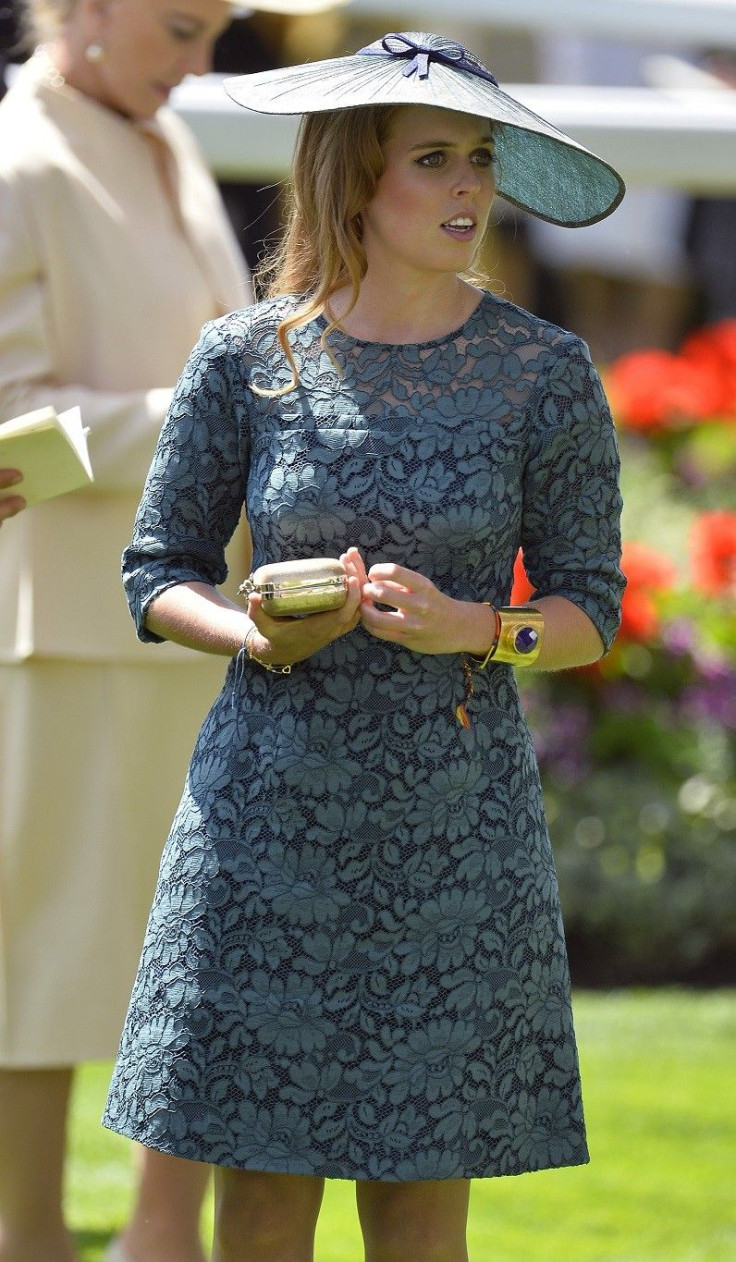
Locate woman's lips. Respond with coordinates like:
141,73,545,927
441,216,476,239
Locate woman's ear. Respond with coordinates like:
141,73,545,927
72,0,112,63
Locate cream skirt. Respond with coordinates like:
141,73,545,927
0,656,228,1066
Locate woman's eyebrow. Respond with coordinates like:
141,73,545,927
408,134,494,151
164,9,205,30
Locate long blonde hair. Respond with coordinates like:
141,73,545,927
255,104,399,394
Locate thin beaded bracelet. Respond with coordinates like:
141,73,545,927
456,603,499,728
470,603,502,668
243,624,292,675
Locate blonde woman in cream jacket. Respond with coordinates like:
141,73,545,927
0,1,252,1258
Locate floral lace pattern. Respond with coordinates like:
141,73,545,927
104,291,624,1179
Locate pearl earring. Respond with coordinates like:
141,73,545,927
85,42,104,63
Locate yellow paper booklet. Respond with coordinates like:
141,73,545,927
0,405,93,506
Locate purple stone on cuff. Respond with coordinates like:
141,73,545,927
514,626,539,654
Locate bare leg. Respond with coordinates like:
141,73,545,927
113,1146,209,1262
0,1067,78,1262
212,1169,324,1262
356,1178,471,1262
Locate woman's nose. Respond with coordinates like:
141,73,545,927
181,42,214,79
452,160,481,195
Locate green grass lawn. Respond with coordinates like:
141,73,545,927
67,990,736,1261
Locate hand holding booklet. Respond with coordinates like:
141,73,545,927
0,405,94,506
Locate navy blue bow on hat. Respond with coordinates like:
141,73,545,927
359,33,499,88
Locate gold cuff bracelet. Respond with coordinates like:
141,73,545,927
488,605,544,668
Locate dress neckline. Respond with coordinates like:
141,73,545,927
316,290,491,350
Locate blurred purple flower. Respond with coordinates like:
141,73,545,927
529,701,593,780
603,681,650,715
662,619,697,656
673,452,709,488
680,660,736,729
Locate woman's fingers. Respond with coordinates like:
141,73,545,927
0,470,25,523
362,579,413,610
0,497,25,523
341,546,369,588
366,561,421,586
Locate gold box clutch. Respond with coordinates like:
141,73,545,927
238,557,348,617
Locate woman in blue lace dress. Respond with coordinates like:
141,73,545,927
104,32,626,1262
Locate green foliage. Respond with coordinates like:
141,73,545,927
519,416,735,984
546,762,736,983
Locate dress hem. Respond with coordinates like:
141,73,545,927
101,1116,590,1182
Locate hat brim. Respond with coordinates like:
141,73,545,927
224,44,625,227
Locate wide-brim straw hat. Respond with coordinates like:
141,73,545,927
224,31,626,226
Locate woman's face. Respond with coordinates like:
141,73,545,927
83,0,233,120
360,105,496,281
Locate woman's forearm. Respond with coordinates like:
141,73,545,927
145,581,249,656
458,595,604,672
146,582,605,673
521,595,604,671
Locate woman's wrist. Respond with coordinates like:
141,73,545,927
467,603,501,664
461,601,499,659
468,605,545,669
455,602,545,729
242,624,293,674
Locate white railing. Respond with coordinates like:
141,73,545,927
346,0,736,47
172,75,736,193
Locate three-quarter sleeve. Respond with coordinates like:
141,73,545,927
521,334,625,651
122,321,248,641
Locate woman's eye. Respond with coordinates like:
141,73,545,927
417,149,494,169
417,151,445,168
168,23,198,41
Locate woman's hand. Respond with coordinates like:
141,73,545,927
0,469,25,524
359,560,494,657
244,549,365,666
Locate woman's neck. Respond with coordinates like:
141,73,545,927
48,35,94,97
46,36,134,120
330,274,483,345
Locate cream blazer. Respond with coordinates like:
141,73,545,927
0,52,251,662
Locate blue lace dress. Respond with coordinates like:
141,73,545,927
103,290,624,1180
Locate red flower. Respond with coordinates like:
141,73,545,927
690,511,736,596
510,549,535,604
512,545,683,644
606,350,724,431
619,542,677,641
680,321,736,418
